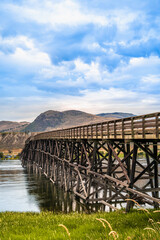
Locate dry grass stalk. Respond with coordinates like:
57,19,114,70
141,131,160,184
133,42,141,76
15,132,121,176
144,227,156,232
109,230,119,239
153,210,160,213
99,218,113,231
96,218,106,229
137,208,150,214
58,224,71,239
148,218,154,223
125,199,141,207
96,218,119,239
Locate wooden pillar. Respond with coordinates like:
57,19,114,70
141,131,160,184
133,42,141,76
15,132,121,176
126,143,138,212
125,143,131,178
153,143,159,208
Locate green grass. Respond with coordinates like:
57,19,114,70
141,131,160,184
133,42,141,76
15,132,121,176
0,210,160,239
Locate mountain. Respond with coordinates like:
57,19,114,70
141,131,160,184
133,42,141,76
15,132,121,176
0,111,135,134
24,110,115,132
97,112,136,119
0,121,30,132
0,110,135,150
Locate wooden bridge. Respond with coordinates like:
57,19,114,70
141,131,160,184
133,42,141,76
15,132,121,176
21,112,160,211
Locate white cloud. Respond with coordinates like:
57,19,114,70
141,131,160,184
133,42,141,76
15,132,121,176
129,55,160,67
34,54,160,90
142,74,160,84
0,35,53,74
1,87,159,121
74,59,101,83
10,47,50,67
1,33,160,93
110,55,160,84
4,0,108,28
0,35,34,49
108,9,141,31
0,0,160,122
2,0,143,32
47,88,160,116
37,58,103,86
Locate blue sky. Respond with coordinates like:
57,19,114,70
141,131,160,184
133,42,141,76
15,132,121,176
0,0,160,121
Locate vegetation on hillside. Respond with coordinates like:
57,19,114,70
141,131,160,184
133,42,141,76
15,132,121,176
0,152,4,158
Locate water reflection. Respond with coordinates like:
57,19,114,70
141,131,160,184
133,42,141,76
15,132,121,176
25,164,102,213
0,159,40,212
0,159,102,213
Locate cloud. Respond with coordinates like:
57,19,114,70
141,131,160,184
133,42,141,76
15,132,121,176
1,32,160,96
0,35,34,51
3,0,108,28
0,0,160,121
0,87,159,122
142,74,160,84
0,35,53,77
41,55,160,91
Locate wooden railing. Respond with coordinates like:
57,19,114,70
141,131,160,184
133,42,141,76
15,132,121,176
33,112,160,140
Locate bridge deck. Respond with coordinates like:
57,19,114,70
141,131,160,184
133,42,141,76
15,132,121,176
33,112,160,141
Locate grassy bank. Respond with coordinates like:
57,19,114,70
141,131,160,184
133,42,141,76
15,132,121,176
0,210,160,239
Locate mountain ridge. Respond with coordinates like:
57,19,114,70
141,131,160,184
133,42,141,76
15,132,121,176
24,110,115,132
97,112,136,118
0,110,136,133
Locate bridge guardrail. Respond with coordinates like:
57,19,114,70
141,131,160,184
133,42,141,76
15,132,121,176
33,112,160,140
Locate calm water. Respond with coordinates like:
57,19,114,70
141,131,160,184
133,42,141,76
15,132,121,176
0,159,91,213
0,159,158,212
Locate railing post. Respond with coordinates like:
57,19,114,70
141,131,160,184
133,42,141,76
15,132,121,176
83,126,85,139
91,125,93,139
87,126,89,139
155,114,159,139
107,122,109,139
114,121,116,139
76,127,78,139
122,119,124,139
142,116,145,139
101,123,103,139
96,124,98,139
131,118,134,139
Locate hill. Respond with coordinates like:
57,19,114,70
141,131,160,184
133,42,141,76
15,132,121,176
97,112,136,119
24,110,115,132
0,121,29,132
0,132,35,151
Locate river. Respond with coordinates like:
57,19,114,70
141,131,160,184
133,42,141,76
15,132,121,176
0,159,93,213
0,159,158,212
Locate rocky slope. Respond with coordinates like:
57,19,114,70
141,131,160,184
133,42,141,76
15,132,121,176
0,121,29,132
24,110,115,132
0,132,35,150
